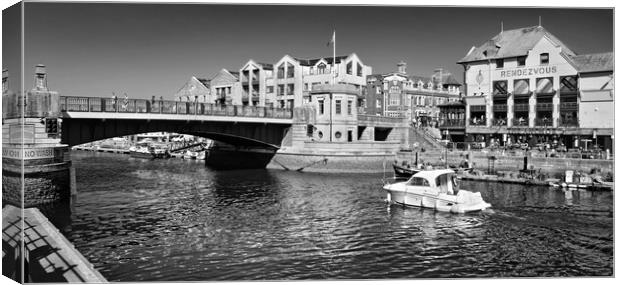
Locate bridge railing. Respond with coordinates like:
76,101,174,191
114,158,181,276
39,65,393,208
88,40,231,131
60,96,293,119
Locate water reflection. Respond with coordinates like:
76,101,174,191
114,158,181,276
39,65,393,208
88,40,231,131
55,151,614,280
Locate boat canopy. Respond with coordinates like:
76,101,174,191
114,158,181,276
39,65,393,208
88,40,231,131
408,169,456,193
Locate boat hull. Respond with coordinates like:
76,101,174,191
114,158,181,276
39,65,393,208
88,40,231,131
384,186,491,213
129,151,154,159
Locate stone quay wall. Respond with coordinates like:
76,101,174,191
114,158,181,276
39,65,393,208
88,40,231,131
396,150,613,176
2,161,73,207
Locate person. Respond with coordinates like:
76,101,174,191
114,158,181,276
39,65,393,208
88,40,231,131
518,116,525,125
111,92,117,111
122,93,129,111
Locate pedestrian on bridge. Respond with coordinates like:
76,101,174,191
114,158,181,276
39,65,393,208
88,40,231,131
111,92,117,111
122,93,129,111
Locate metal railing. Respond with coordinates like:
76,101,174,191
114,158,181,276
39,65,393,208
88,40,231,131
534,118,553,127
536,102,554,111
60,96,293,119
492,118,507,126
560,102,578,110
439,119,465,127
468,118,487,126
512,118,529,127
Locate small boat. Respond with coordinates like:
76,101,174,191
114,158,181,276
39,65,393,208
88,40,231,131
129,145,155,159
393,163,422,178
196,151,206,160
383,169,491,213
393,163,472,179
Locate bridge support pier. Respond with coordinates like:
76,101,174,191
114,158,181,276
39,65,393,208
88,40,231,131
2,65,75,208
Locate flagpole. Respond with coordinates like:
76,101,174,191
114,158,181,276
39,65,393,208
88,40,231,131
333,30,336,85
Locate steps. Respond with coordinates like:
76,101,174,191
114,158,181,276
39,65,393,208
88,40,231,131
409,127,445,150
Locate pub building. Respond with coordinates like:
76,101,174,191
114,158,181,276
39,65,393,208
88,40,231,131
449,25,613,152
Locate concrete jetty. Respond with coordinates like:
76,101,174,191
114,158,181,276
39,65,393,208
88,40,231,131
2,205,107,283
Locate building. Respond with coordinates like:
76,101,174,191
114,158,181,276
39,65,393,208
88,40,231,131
174,53,372,110
454,25,613,151
365,61,461,125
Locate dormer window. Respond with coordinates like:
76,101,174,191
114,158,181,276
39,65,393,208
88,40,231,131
540,53,549,65
317,63,326,74
496,58,504,68
517,56,526,66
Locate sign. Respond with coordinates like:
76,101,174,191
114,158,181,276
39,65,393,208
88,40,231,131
2,147,56,160
499,66,558,78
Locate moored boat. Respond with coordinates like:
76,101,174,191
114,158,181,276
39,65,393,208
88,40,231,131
393,163,472,179
129,145,155,159
383,169,491,213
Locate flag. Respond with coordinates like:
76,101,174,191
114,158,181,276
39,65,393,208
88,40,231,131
326,30,335,46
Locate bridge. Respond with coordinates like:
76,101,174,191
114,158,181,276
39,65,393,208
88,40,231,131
59,96,293,148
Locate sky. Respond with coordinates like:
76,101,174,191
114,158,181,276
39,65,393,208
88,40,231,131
2,2,614,99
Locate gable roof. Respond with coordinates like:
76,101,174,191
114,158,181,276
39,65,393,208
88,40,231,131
567,52,614,73
196,78,210,88
458,26,576,64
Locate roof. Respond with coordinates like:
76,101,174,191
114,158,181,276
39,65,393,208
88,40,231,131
567,52,614,73
196,78,210,88
228,71,239,79
458,26,576,64
408,75,432,83
294,55,349,66
440,73,461,86
257,62,274,70
411,169,455,181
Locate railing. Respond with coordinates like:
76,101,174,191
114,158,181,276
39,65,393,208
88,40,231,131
357,114,405,124
60,96,293,119
534,118,553,127
558,117,579,127
492,118,507,126
492,104,507,111
560,102,578,110
468,118,487,126
512,118,529,127
514,104,529,112
536,103,554,111
439,119,465,127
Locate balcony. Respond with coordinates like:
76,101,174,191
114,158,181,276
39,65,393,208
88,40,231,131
558,117,579,127
492,118,507,126
468,118,487,126
560,102,578,110
534,118,553,127
439,119,465,127
536,103,554,111
512,118,529,127
514,104,529,112
492,104,507,112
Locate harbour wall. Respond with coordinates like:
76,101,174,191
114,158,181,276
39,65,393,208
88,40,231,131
397,150,614,176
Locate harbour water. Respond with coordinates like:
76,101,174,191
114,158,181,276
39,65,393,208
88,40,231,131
50,151,613,280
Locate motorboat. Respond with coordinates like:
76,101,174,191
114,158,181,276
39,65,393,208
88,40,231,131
196,151,206,160
383,169,491,213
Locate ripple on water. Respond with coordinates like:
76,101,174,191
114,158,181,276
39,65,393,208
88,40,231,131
61,151,614,280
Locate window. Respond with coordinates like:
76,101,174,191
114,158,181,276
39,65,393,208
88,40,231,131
304,83,308,91
312,82,320,90
335,131,342,139
309,67,314,75
346,61,353,75
287,84,294,95
375,86,381,94
335,100,342,114
493,80,508,95
266,86,274,93
389,93,400,106
376,99,382,108
560,76,578,92
347,100,353,115
306,125,314,137
496,58,504,68
277,84,285,96
277,64,285,79
318,63,326,74
517,56,526,66
286,63,295,78
540,53,549,65
357,63,363,77
318,99,324,114
406,177,430,186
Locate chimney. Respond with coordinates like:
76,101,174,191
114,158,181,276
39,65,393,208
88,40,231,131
397,61,407,74
34,64,48,91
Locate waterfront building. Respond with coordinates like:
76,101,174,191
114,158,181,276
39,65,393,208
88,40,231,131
209,68,241,106
365,61,461,125
453,25,613,151
174,76,210,102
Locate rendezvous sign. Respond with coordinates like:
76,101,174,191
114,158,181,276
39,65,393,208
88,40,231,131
2,147,56,160
499,66,558,78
